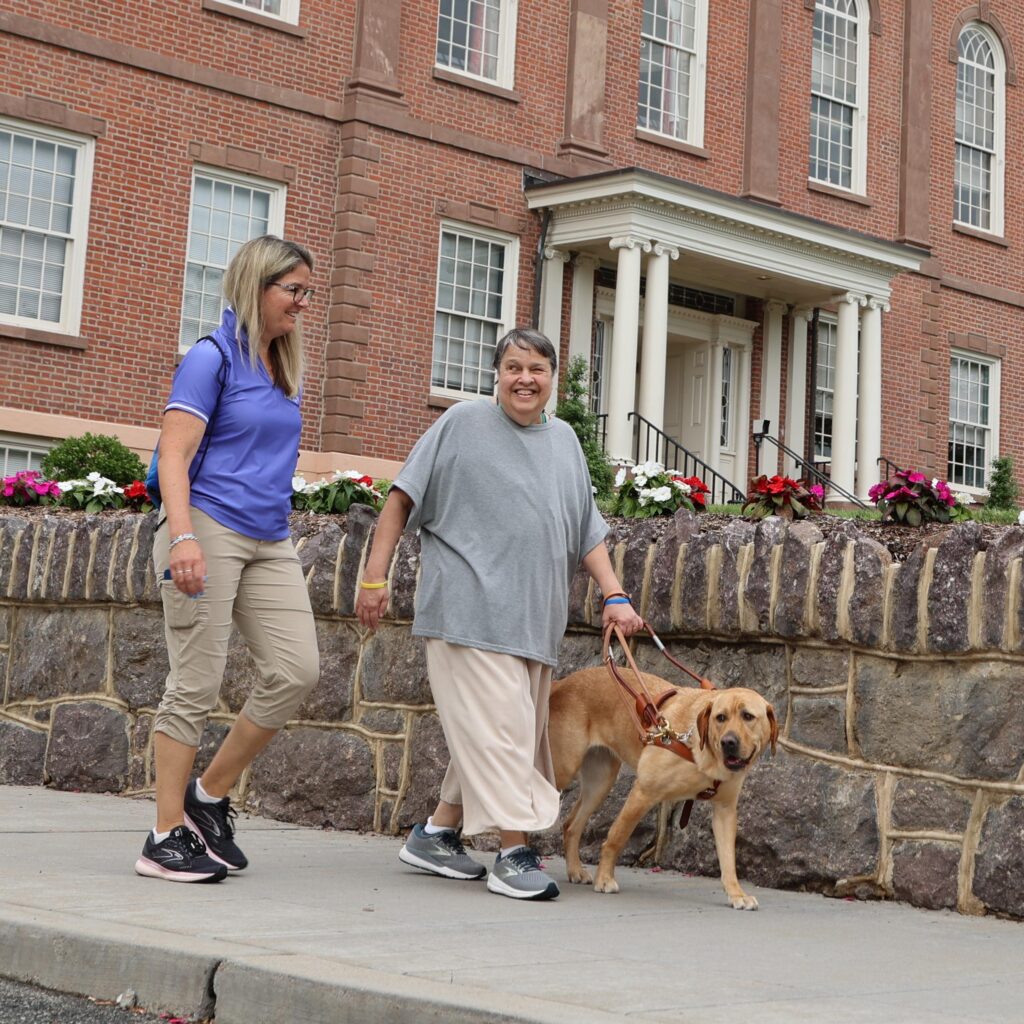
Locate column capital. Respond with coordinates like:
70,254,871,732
791,305,814,322
573,252,601,270
764,298,789,317
651,242,680,260
838,291,869,307
865,296,891,313
609,235,652,253
543,246,571,263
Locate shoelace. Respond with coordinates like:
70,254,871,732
212,800,238,841
504,846,542,872
177,828,209,858
437,829,469,855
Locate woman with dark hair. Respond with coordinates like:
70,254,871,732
135,236,320,883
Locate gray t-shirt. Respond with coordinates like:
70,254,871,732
393,399,608,666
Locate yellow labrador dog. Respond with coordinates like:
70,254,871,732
549,666,777,909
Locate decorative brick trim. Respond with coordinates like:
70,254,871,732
433,199,525,235
948,4,1017,85
940,273,1024,309
0,326,88,351
949,331,1006,360
917,281,944,469
432,67,520,103
0,93,106,137
803,0,882,35
201,0,307,38
187,142,296,183
807,180,873,207
634,128,709,159
742,0,781,204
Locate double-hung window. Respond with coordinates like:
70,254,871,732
179,167,285,350
955,25,1005,235
218,0,300,24
0,432,51,476
814,318,837,460
637,0,708,147
431,223,517,399
0,119,93,336
435,0,518,89
809,0,868,193
948,352,999,490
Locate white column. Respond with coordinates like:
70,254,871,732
637,242,678,433
856,298,888,499
568,253,599,367
606,235,650,462
784,307,811,478
734,343,752,499
829,293,863,501
539,246,570,414
758,300,787,476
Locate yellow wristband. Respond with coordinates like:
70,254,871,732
359,580,388,589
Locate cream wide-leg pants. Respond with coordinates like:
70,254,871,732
425,639,561,836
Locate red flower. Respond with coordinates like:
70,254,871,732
357,475,373,487
124,480,148,499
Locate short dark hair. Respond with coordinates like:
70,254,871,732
491,327,557,373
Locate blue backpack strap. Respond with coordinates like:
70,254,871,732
147,334,230,513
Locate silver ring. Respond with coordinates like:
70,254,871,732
183,569,193,574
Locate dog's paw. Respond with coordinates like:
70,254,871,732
594,875,620,894
729,893,759,910
567,865,593,885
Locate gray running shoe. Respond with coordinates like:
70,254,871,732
398,824,487,880
486,846,560,901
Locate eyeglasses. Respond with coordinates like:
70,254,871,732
269,282,316,303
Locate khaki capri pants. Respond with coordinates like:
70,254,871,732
153,508,319,747
426,639,561,836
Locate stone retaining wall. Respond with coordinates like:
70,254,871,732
1,508,1022,919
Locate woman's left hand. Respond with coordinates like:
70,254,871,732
602,599,644,636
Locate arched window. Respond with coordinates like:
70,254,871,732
955,24,1005,234
809,0,869,193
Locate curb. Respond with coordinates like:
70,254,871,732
1,905,629,1024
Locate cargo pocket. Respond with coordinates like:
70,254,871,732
160,580,203,630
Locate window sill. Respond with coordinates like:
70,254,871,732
432,67,520,103
427,394,462,411
201,0,307,38
952,222,1009,248
634,127,708,159
807,180,871,207
0,324,87,350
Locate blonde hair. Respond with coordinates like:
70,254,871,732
222,235,313,398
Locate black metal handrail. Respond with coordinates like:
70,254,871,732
627,412,745,505
751,423,869,509
876,455,904,481
595,413,608,451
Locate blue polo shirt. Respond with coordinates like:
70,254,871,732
165,309,301,541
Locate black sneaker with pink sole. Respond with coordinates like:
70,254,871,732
134,825,227,883
183,779,248,871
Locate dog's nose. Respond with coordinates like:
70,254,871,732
721,733,740,757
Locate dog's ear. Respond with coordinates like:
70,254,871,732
696,704,712,750
766,703,779,755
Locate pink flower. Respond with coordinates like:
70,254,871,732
906,471,927,484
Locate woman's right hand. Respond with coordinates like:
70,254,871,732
356,582,390,632
169,538,207,596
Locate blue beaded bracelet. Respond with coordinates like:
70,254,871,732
604,597,632,606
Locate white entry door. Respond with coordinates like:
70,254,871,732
663,342,707,460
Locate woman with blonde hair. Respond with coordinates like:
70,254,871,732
136,235,321,883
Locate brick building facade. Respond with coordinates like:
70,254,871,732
1,1,1021,500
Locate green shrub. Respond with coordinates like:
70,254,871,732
986,455,1019,510
555,355,614,497
41,432,147,486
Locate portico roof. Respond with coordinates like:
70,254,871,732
525,168,927,305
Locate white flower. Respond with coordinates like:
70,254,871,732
634,475,648,488
1018,509,1024,526
591,485,597,494
638,494,650,507
671,479,692,494
638,460,664,478
90,476,121,495
292,475,307,492
650,486,672,504
614,467,627,488
335,469,364,481
86,471,102,482
57,479,83,493
953,491,973,507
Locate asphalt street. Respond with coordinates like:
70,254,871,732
0,977,169,1024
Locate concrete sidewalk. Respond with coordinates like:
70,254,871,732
2,786,1022,1024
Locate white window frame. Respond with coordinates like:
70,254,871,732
954,23,1006,237
434,0,519,90
813,315,837,461
0,117,94,337
0,431,53,476
948,349,1000,494
808,0,870,195
178,165,286,353
637,0,708,147
719,344,733,450
430,220,518,401
218,0,300,25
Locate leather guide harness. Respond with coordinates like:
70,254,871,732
602,621,720,828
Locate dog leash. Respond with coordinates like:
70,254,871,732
602,623,720,826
